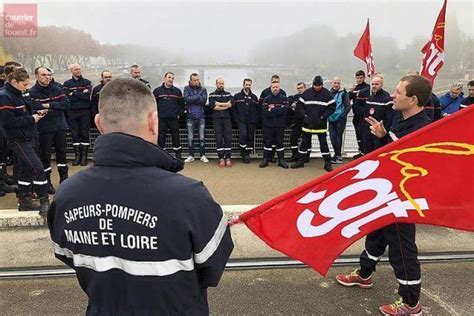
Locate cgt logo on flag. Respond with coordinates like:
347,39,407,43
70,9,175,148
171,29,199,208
3,4,38,37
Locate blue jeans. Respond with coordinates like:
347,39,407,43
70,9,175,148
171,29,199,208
187,118,206,157
329,117,347,158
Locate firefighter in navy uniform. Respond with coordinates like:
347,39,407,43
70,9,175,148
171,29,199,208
130,64,152,89
0,65,15,197
0,67,50,213
259,81,289,169
48,78,233,316
209,78,234,168
153,71,185,160
291,76,335,172
29,67,70,194
348,70,370,158
287,82,307,162
90,70,113,128
360,76,394,154
336,75,433,316
63,63,92,166
460,80,474,110
233,78,259,164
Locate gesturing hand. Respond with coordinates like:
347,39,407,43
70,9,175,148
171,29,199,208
365,116,387,138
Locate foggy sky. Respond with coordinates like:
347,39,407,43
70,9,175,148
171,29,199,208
2,0,473,63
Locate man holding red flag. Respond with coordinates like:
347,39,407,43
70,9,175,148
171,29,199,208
336,75,432,315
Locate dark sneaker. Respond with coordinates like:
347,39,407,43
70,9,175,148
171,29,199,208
379,299,422,315
335,269,373,289
259,159,269,168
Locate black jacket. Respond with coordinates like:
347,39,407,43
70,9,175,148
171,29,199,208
389,110,431,140
297,87,336,133
424,93,442,122
139,78,152,89
362,88,394,132
0,83,37,141
460,96,474,110
259,86,287,104
232,89,259,124
29,81,70,134
349,82,370,115
91,82,105,120
209,89,233,120
48,133,233,315
63,76,92,112
287,93,303,126
262,93,288,128
153,84,185,119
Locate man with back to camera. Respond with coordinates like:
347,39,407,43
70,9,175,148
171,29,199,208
47,78,233,315
336,75,433,316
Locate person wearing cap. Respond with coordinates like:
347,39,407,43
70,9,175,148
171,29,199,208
439,82,464,116
291,76,335,172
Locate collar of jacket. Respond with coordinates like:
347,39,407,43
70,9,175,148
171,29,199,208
34,81,51,92
391,109,428,133
72,75,83,82
241,88,253,95
5,82,23,96
161,83,174,90
93,132,184,172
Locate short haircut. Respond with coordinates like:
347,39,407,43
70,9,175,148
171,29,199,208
271,74,280,81
7,67,29,83
296,82,306,87
130,64,139,70
98,78,156,133
243,78,252,84
69,63,80,71
101,70,111,78
451,82,463,90
164,71,174,78
400,75,432,107
34,66,48,75
468,80,474,87
190,73,199,80
4,61,21,67
3,62,21,76
215,77,224,84
355,70,365,77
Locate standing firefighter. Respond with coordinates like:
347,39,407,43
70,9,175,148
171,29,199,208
287,82,307,162
233,78,259,164
349,70,370,158
153,71,185,160
291,76,335,172
29,67,70,194
90,70,113,128
48,78,233,315
336,75,433,315
0,67,49,213
63,64,92,166
209,78,234,168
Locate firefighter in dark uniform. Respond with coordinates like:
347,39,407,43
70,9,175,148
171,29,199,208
130,64,151,89
63,63,92,166
336,75,433,315
259,75,287,163
360,76,394,154
153,71,185,160
259,81,289,169
287,82,307,162
291,76,335,172
460,80,474,110
233,78,259,164
209,78,234,168
90,70,113,128
0,67,50,213
29,67,70,194
349,70,370,158
48,78,233,315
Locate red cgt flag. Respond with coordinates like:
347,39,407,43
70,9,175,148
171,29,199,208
420,0,447,84
235,106,474,276
354,19,375,77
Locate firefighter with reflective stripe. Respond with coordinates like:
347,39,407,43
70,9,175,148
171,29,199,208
348,70,370,158
287,82,307,162
130,64,152,89
90,70,113,128
291,76,335,172
233,78,259,164
336,75,433,315
259,82,289,169
29,67,70,195
0,67,50,214
209,78,234,168
48,78,233,315
153,72,185,160
63,63,92,166
360,76,394,154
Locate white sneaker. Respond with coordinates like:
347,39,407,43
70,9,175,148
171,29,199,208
200,155,209,163
184,156,195,163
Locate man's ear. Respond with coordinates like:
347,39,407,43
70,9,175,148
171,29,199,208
95,114,106,134
148,110,158,137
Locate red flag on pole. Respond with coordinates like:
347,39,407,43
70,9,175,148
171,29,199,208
420,0,447,84
234,106,474,276
354,19,375,77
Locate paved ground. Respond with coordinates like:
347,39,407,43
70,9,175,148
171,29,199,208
1,263,473,315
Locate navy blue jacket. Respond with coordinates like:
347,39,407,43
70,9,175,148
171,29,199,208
349,82,370,115
460,96,474,110
91,82,105,120
262,93,288,128
153,84,185,119
232,89,259,124
0,83,37,141
184,85,207,120
424,93,442,122
29,81,70,134
362,88,394,132
139,78,152,90
389,110,431,140
297,87,336,133
209,89,233,120
48,133,233,315
63,76,92,112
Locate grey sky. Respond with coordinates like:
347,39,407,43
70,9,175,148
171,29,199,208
2,0,473,62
